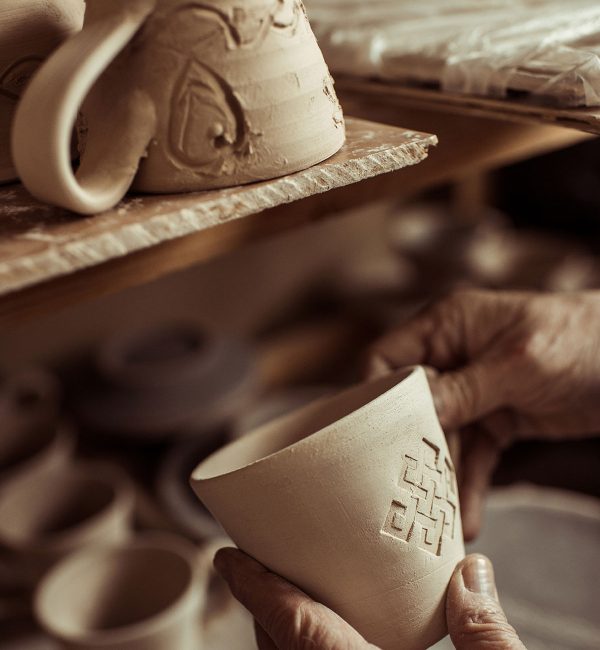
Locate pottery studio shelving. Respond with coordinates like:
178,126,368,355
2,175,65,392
2,104,600,329
0,118,436,326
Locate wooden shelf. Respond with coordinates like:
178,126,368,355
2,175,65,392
337,78,600,136
337,80,595,204
0,118,436,324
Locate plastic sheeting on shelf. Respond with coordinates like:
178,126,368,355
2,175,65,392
306,0,600,107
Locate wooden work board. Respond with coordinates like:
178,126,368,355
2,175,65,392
0,117,436,324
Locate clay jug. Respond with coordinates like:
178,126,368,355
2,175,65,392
12,0,346,215
0,0,84,183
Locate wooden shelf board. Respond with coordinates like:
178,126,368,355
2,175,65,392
0,117,435,303
337,77,600,136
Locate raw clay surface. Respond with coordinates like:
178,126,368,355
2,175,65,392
192,367,465,650
0,0,84,182
13,0,346,214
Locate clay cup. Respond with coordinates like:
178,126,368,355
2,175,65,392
34,535,227,650
191,366,465,650
0,368,75,490
0,462,134,589
13,0,346,214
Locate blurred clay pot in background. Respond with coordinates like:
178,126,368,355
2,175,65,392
34,535,229,650
157,437,228,541
0,0,84,182
388,203,600,295
0,462,134,590
230,386,335,441
0,368,73,489
74,322,257,442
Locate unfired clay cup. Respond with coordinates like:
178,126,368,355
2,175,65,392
0,0,84,183
0,369,73,489
0,462,134,589
192,366,465,650
34,535,228,650
13,0,346,214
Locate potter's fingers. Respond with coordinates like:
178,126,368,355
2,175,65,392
214,548,307,639
214,548,376,650
254,620,277,650
458,433,501,541
447,555,526,650
367,309,437,375
365,354,393,380
368,290,495,373
429,360,509,431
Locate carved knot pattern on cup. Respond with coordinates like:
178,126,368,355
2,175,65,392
381,438,458,557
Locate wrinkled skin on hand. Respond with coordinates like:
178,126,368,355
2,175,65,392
369,289,600,539
214,548,526,650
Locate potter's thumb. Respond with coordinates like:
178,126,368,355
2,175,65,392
432,362,503,430
447,555,526,650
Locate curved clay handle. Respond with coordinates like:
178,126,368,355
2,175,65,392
12,0,157,214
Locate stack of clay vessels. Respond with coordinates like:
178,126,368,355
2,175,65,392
12,0,346,214
0,0,84,182
74,322,257,441
388,203,600,295
192,366,465,650
0,369,137,606
0,360,246,649
0,369,71,489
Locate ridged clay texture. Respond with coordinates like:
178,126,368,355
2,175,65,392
13,0,346,214
0,0,84,183
192,366,465,650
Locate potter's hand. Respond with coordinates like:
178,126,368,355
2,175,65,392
214,548,526,650
448,554,526,649
213,547,377,650
369,289,600,539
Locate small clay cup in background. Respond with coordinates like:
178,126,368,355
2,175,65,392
192,366,465,650
34,535,226,650
75,322,257,442
0,462,134,590
0,368,73,489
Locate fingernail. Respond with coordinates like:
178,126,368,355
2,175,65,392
461,555,498,600
367,354,391,379
432,391,446,425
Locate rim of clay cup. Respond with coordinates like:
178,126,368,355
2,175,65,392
34,535,202,645
192,366,420,483
0,419,75,487
0,461,134,552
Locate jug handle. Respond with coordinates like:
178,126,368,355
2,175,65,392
12,0,157,215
